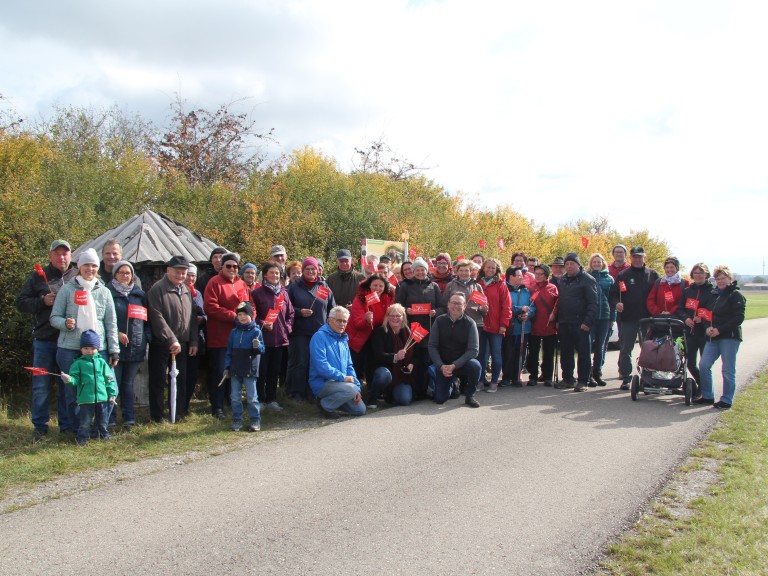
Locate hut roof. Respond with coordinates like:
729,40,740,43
72,210,226,265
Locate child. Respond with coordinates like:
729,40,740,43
60,330,117,445
225,302,265,432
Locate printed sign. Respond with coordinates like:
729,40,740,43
365,292,381,306
74,291,88,306
410,324,429,342
264,309,279,323
697,308,712,322
127,304,148,321
664,291,674,303
411,302,432,314
685,298,699,311
315,285,331,301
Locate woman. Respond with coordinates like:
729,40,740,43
430,253,454,294
347,273,394,389
184,264,207,415
286,257,336,401
693,265,746,409
477,258,512,390
587,253,614,387
50,248,119,431
400,260,414,282
396,258,442,398
370,304,415,406
500,267,535,388
676,263,713,388
252,261,294,410
240,263,261,299
106,260,149,427
527,264,558,386
647,256,689,316
443,259,487,330
285,260,302,285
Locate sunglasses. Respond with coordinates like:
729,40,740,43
224,264,239,269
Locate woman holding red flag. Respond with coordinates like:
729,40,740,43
677,263,714,389
369,303,415,406
527,264,559,386
646,256,689,317
477,258,512,391
347,273,394,392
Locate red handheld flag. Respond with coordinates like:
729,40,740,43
530,290,540,302
408,247,417,259
275,294,285,309
365,292,380,307
457,254,466,261
697,308,712,322
34,264,48,283
469,291,488,307
315,285,331,301
74,291,88,306
24,366,50,376
685,298,699,311
619,281,627,293
127,304,148,321
265,309,279,323
479,239,486,250
581,236,589,249
497,237,504,251
411,302,432,314
411,324,429,342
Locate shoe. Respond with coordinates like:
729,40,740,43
317,401,341,419
574,382,587,392
465,396,480,408
486,382,498,393
498,380,511,388
248,423,261,432
32,429,48,444
692,397,715,405
231,422,242,431
215,409,226,420
588,378,598,388
449,385,461,400
543,380,553,387
527,379,537,387
512,381,523,388
619,382,630,391
593,375,607,387
713,401,732,410
555,381,574,390
366,404,378,410
264,401,283,411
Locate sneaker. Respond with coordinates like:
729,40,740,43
588,378,598,388
693,397,715,405
465,395,480,408
215,409,226,420
231,422,242,432
619,381,630,391
574,382,587,392
264,401,283,411
555,380,575,390
449,386,461,400
713,401,732,410
486,382,498,393
593,375,607,387
248,423,261,432
366,404,378,410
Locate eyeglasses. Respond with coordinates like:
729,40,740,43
332,318,348,324
224,264,239,269
115,270,132,276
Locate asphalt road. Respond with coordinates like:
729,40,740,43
2,318,767,576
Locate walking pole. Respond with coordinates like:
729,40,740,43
517,317,526,382
553,338,560,384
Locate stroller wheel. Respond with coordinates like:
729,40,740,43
630,375,639,401
684,378,694,406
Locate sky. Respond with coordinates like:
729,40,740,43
2,0,767,275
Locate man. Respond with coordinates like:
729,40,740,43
326,249,365,309
549,256,565,288
309,306,366,418
147,256,198,423
609,246,659,390
98,238,141,288
428,292,482,407
204,253,248,418
527,256,539,269
196,246,227,293
269,244,288,284
554,253,597,392
16,239,78,440
378,254,398,287
608,244,630,280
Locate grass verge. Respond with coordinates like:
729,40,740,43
744,291,768,321
599,369,768,575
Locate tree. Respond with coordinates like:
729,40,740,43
352,138,428,181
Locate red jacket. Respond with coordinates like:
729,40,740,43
346,286,394,353
608,262,630,280
646,278,689,317
204,274,250,348
480,278,512,334
530,280,558,337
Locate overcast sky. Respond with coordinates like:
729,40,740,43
2,0,766,275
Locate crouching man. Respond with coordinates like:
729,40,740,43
309,306,366,419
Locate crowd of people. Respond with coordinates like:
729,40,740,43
16,238,747,443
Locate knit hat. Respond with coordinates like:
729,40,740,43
435,253,451,265
240,263,257,277
412,257,429,272
187,263,198,275
113,260,134,278
209,247,227,262
302,257,319,270
236,301,253,318
612,244,628,256
664,256,680,270
534,264,551,278
77,248,99,268
221,253,240,267
564,252,581,266
80,329,100,349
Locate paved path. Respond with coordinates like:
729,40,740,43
2,318,767,576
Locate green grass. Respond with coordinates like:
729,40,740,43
744,291,768,321
599,370,768,575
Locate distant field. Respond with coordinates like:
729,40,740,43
744,291,768,320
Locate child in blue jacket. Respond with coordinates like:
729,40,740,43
225,302,265,432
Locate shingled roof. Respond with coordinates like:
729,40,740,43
72,210,226,265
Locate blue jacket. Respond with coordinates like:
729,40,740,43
590,269,615,321
225,319,265,378
108,282,150,363
309,323,360,396
287,278,337,337
507,284,537,336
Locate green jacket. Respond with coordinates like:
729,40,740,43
67,353,117,405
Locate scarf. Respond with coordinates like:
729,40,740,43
75,276,98,335
264,280,282,295
661,272,682,285
482,276,495,287
454,277,473,288
111,278,133,297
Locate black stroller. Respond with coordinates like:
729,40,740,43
630,317,696,405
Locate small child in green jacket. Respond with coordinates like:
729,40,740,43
61,330,117,445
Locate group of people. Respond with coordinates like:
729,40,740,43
17,238,746,443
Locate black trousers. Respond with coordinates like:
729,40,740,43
527,334,557,382
148,343,188,422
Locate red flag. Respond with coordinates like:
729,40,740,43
428,259,436,273
410,324,429,342
365,292,380,307
24,366,50,376
685,298,699,311
265,309,279,323
408,247,417,259
697,308,712,322
479,239,486,250
127,304,148,321
411,302,432,314
34,264,48,283
388,273,399,287
457,254,465,261
275,294,285,309
530,290,540,302
469,291,488,307
619,281,627,293
581,236,589,249
664,291,674,303
497,237,505,251
315,285,331,301
74,291,88,306
410,321,421,331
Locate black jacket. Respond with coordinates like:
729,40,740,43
609,265,659,322
15,263,77,341
556,268,598,327
676,282,715,338
703,282,745,341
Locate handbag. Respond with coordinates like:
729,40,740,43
637,336,678,372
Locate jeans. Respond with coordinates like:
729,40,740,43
207,347,228,413
392,384,413,406
230,373,261,426
558,323,593,384
77,402,111,445
285,335,312,399
367,367,392,404
478,330,503,384
617,320,641,380
590,319,611,375
31,339,70,433
434,359,482,404
318,380,366,415
699,338,740,405
111,360,140,425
